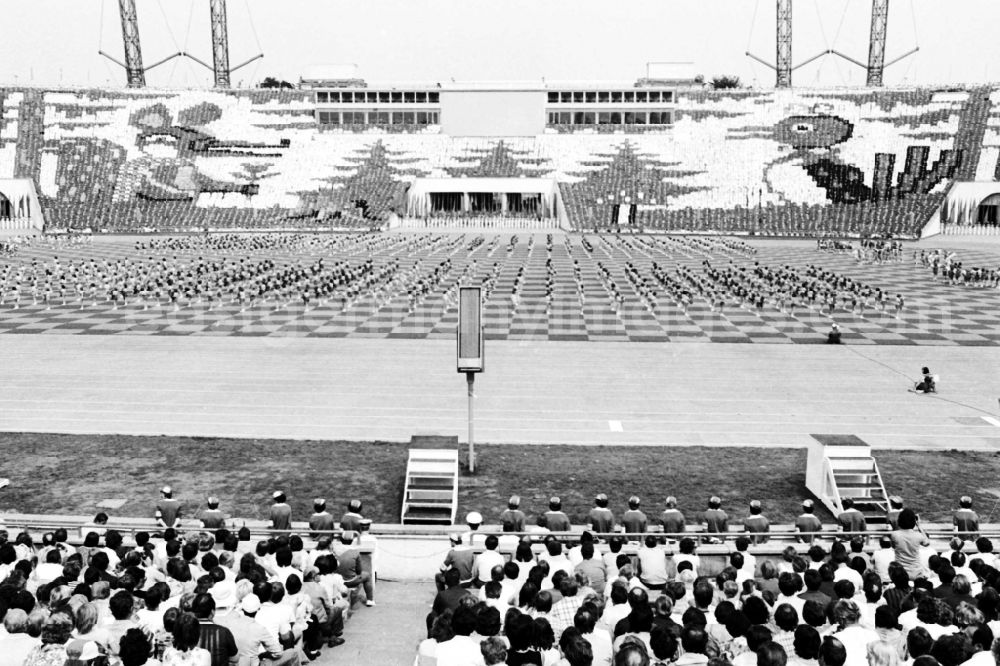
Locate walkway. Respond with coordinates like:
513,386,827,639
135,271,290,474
314,581,428,665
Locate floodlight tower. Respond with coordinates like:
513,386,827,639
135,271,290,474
183,0,263,88
866,0,889,86
828,0,918,87
747,0,828,89
118,0,146,88
776,0,793,88
210,0,232,88
100,0,183,88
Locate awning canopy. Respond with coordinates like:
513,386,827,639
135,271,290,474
943,182,1000,226
405,177,560,218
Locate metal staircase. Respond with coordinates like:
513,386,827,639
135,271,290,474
400,449,458,525
806,435,889,524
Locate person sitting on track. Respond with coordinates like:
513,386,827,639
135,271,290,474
914,367,936,394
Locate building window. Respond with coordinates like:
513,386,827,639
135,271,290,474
559,111,571,124
624,91,634,103
560,91,571,103
403,111,415,124
389,91,401,103
416,92,427,103
378,92,390,103
610,111,622,124
548,92,559,103
404,92,415,103
624,112,635,124
376,111,390,124
597,112,610,125
585,91,597,103
611,91,623,103
635,91,647,103
317,92,329,103
430,111,439,123
648,91,660,103
634,112,647,124
417,111,428,124
663,91,674,103
572,91,583,103
583,112,595,124
598,91,610,103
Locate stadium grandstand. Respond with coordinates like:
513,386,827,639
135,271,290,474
1,82,1000,236
2,0,1000,665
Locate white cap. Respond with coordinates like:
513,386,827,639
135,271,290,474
466,511,482,525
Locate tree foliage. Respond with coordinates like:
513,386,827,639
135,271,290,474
711,75,742,89
259,77,294,90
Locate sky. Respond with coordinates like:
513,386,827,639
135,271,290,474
0,0,997,90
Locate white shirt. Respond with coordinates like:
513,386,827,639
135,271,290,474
435,635,486,666
833,625,879,666
586,628,614,666
872,548,895,582
474,549,506,583
255,601,295,641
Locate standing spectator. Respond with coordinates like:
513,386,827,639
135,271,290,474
545,498,571,533
889,509,929,580
200,497,226,531
660,497,685,539
308,499,335,540
703,497,729,544
796,500,822,544
500,496,526,533
589,494,616,535
156,486,182,530
953,496,979,540
745,501,770,544
837,499,867,539
270,492,292,532
339,500,364,533
622,497,648,539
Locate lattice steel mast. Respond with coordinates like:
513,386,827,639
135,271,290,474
118,0,145,88
776,0,793,88
210,0,232,88
866,0,889,86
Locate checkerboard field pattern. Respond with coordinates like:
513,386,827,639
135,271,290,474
1,234,999,345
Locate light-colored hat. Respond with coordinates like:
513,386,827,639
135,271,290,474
272,490,284,500
802,499,814,509
750,500,762,509
161,486,172,495
466,511,482,525
211,580,237,609
449,533,463,544
240,595,261,613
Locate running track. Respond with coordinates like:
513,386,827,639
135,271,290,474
2,335,999,450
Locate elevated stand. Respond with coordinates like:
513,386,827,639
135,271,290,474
806,434,889,525
400,449,458,525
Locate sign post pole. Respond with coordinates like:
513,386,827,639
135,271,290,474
457,286,484,474
467,371,476,473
